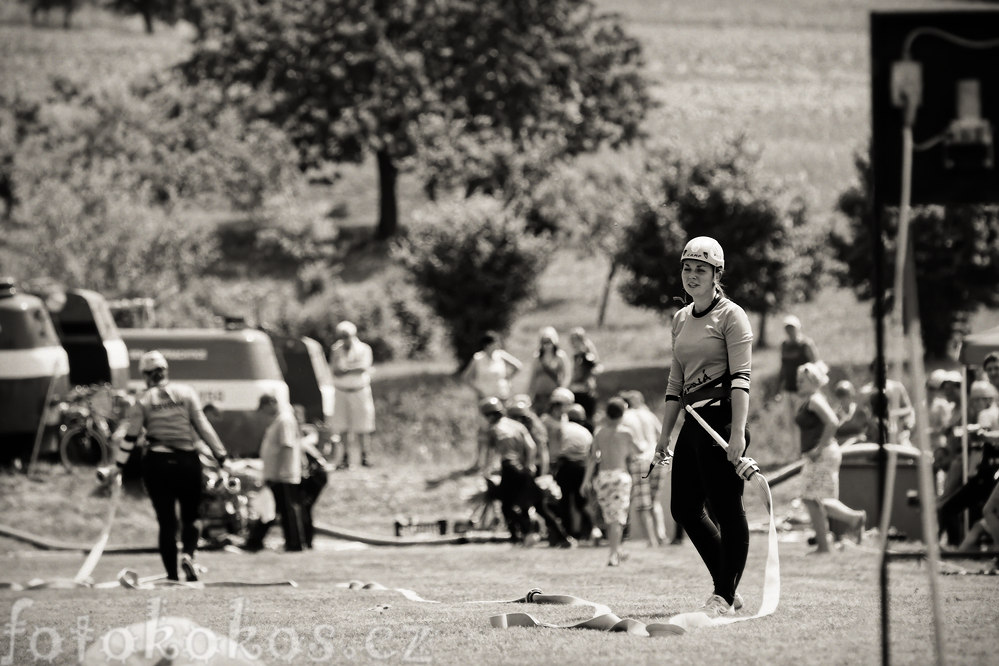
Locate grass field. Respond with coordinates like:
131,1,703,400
1,516,997,665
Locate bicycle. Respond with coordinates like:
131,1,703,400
57,384,127,471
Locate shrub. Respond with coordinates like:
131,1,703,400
616,136,826,338
282,274,444,363
392,195,552,366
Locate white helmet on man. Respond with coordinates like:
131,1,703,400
139,350,168,373
681,236,725,270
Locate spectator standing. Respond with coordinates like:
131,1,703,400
111,351,229,582
779,315,818,450
620,390,667,545
983,352,999,393
465,331,523,470
925,370,957,452
250,394,305,552
462,330,522,403
568,327,602,421
861,361,915,444
330,320,376,468
527,327,571,415
795,363,866,554
583,398,643,566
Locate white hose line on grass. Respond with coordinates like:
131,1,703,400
73,476,122,584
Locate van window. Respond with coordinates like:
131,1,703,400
0,306,58,350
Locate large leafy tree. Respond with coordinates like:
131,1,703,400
0,73,300,295
831,151,999,358
181,0,650,239
616,138,826,345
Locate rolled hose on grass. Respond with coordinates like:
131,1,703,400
0,523,157,554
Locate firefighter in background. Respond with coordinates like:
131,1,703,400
111,350,228,582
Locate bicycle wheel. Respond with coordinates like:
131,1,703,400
59,425,110,471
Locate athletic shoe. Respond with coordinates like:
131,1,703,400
733,592,744,611
181,554,199,582
700,594,733,618
607,551,630,567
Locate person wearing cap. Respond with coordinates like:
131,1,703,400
330,320,376,468
477,397,574,547
247,394,305,552
527,327,571,415
831,380,873,447
778,314,819,450
652,236,752,617
795,362,867,554
583,397,645,566
112,350,228,582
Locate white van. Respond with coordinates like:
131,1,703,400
120,327,290,457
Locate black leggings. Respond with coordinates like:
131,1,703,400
670,405,749,605
142,450,203,581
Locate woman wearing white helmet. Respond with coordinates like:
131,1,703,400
653,236,753,618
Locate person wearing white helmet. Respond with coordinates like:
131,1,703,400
111,350,228,582
477,397,574,548
330,320,376,468
653,236,753,617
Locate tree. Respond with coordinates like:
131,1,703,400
516,157,641,327
616,137,826,344
392,195,551,366
181,0,650,239
831,150,999,358
0,72,301,296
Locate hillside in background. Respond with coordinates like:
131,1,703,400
4,0,996,468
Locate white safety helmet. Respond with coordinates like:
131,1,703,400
550,387,575,405
138,350,168,373
335,320,357,338
681,236,725,270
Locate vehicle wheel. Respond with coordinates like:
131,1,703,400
59,425,110,471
